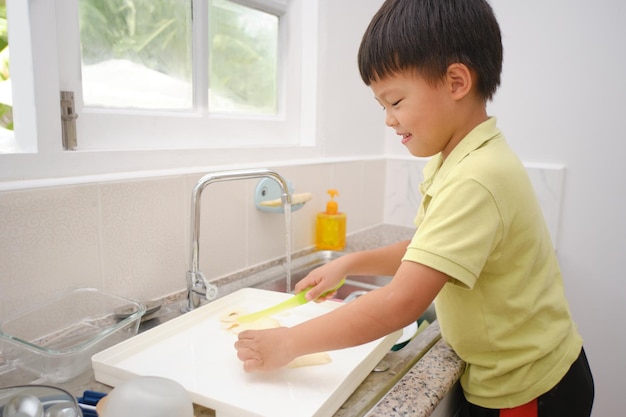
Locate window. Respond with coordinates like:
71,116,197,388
207,1,279,115
78,0,280,117
79,0,195,111
55,0,312,150
1,0,320,182
58,0,313,150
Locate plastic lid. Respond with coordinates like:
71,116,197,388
101,376,193,417
326,189,339,214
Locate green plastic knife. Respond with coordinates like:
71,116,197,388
236,279,345,324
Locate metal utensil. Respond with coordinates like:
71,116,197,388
2,394,43,417
42,403,78,417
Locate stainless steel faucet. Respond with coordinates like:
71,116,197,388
185,168,292,312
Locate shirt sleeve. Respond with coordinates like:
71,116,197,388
402,176,503,289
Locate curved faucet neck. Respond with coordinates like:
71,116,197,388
185,168,292,311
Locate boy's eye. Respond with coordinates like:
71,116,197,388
380,100,400,111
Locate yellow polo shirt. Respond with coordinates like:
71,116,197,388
402,117,583,408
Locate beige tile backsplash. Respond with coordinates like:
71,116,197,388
0,158,564,319
0,185,102,313
99,176,187,301
0,160,387,319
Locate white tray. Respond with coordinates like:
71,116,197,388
92,288,401,417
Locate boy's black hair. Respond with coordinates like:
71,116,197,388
358,0,503,101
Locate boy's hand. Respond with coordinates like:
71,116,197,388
235,327,294,372
294,261,349,302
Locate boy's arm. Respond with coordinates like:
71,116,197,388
295,240,411,301
236,260,447,372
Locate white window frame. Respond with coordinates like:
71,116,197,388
0,0,319,183
58,0,311,150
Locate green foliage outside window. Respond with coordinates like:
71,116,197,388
78,0,278,114
79,0,191,80
209,0,278,113
0,0,12,130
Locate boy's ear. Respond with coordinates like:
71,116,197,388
446,63,473,100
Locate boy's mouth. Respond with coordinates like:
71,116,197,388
400,132,412,145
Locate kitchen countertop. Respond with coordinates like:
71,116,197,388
3,225,465,417
366,330,465,416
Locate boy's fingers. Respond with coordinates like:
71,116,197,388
243,358,262,372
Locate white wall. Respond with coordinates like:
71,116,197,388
316,0,386,156
492,2,625,416
385,1,626,415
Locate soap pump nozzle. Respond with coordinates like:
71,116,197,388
325,189,340,214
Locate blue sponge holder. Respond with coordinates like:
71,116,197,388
254,178,306,213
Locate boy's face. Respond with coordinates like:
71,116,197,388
370,70,463,159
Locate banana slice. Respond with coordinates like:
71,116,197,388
219,307,281,334
287,352,332,368
221,321,240,331
220,307,248,323
229,317,280,334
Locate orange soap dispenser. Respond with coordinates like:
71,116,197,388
315,189,347,250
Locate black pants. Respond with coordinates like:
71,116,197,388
459,348,594,417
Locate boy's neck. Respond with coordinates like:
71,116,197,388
442,103,489,161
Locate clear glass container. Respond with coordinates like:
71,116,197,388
0,288,145,383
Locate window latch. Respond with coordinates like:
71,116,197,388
60,91,78,150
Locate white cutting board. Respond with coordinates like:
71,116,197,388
92,288,401,417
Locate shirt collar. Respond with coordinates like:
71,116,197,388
420,117,502,196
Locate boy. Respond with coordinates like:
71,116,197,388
235,0,594,415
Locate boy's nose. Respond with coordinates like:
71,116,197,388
385,111,397,127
